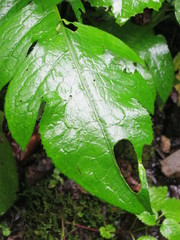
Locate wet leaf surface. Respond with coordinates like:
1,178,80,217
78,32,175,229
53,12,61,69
160,219,180,240
87,0,163,25
2,0,156,214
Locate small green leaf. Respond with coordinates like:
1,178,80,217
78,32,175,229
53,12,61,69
67,0,85,23
175,0,180,24
88,0,164,25
0,112,18,216
0,225,11,237
99,224,115,239
138,236,156,240
137,210,157,226
48,179,58,189
160,219,180,240
161,198,180,222
149,186,168,212
106,224,115,233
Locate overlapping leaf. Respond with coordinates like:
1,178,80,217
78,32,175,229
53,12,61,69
160,219,180,240
87,0,164,24
1,0,155,214
87,15,173,103
117,22,174,103
67,0,85,22
161,198,180,222
0,0,60,90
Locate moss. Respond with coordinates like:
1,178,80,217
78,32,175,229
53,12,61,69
0,173,125,240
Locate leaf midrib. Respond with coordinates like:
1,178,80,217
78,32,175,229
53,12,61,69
61,22,115,162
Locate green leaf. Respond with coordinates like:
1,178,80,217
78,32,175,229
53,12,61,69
161,198,180,222
138,236,156,240
99,224,115,239
67,0,85,23
87,0,164,25
160,219,180,240
118,22,174,103
36,0,62,9
137,210,157,226
0,225,11,237
0,112,18,216
149,186,168,212
0,0,60,91
88,17,173,103
175,0,180,24
2,0,154,215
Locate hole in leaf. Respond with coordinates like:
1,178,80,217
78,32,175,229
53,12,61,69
58,1,73,20
77,167,81,175
26,41,38,56
37,101,46,123
114,139,141,192
142,145,156,185
0,83,8,112
175,70,179,74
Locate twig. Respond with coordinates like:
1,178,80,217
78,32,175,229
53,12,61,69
129,231,135,240
66,221,99,233
129,217,137,232
132,226,147,233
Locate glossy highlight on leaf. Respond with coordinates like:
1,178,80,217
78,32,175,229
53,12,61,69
118,22,174,103
88,0,164,24
0,0,60,91
1,0,155,215
87,17,173,104
160,219,180,240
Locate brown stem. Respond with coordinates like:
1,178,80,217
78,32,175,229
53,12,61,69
66,221,99,233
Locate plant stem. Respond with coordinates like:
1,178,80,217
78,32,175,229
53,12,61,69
132,226,147,232
129,217,137,231
66,221,99,233
129,231,136,240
